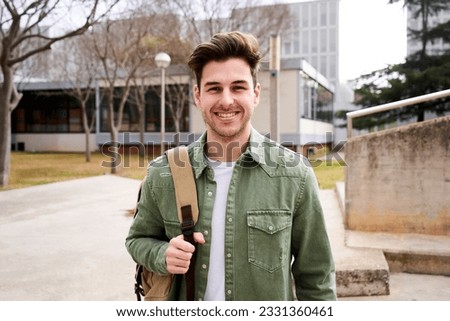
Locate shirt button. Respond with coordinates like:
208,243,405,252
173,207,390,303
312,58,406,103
227,253,231,258
228,217,233,223
202,264,207,269
207,191,213,197
227,290,232,295
204,230,209,236
268,225,274,231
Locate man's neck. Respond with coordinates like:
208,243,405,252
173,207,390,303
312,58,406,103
205,129,251,162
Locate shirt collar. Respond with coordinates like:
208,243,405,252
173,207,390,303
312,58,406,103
246,127,271,166
190,127,273,178
190,132,208,179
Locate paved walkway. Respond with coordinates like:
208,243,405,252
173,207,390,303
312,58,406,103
0,175,140,300
0,175,449,300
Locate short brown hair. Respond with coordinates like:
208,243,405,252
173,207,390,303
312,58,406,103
187,31,262,89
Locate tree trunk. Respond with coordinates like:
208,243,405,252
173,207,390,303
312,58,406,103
420,2,429,61
0,99,11,187
0,65,21,187
85,130,91,162
417,108,425,122
139,107,145,157
81,104,92,162
174,119,180,147
110,127,119,174
107,95,117,174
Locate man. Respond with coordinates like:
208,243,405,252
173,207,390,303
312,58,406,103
126,31,336,301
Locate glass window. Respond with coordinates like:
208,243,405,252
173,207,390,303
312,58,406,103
293,40,300,54
12,90,86,133
284,42,292,55
302,30,309,54
311,30,318,53
302,4,309,28
320,29,327,52
302,77,312,119
316,84,334,123
13,84,190,135
301,74,333,123
69,105,82,132
311,56,318,70
311,3,318,27
329,28,336,52
329,1,337,26
329,55,336,79
320,2,327,26
320,55,328,77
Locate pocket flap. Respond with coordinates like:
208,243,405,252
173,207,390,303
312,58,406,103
247,210,291,234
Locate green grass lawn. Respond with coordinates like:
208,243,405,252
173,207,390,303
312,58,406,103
6,151,149,190
4,150,345,191
311,160,345,189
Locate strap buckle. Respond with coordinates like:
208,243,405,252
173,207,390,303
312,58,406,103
180,205,195,241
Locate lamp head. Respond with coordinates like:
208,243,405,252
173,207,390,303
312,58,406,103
155,52,171,69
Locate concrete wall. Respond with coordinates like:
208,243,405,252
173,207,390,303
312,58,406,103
240,69,300,137
13,134,97,152
345,116,450,236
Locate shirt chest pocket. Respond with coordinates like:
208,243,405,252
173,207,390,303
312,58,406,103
247,210,292,273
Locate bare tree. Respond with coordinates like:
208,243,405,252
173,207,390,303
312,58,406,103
52,37,99,162
90,11,158,173
129,76,148,157
0,0,119,188
119,9,192,157
164,0,291,56
165,73,191,147
152,0,291,146
230,3,292,57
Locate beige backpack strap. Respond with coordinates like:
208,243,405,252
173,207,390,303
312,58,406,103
166,145,198,301
166,146,199,225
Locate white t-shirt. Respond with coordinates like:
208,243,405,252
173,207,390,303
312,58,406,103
204,158,235,301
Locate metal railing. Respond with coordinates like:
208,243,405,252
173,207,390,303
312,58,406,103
346,88,450,138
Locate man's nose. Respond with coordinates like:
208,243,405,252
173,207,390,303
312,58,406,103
219,89,234,107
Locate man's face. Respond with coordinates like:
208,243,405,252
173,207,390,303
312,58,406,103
194,58,260,143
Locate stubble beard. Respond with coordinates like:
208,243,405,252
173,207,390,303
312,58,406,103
203,110,252,144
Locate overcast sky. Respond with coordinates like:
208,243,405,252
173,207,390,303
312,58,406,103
338,0,407,81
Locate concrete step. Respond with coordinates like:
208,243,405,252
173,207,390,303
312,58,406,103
334,181,450,277
319,189,389,297
346,230,450,276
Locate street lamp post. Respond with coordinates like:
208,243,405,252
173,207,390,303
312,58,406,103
155,52,171,154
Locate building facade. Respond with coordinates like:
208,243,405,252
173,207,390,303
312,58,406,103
11,0,338,154
232,0,342,143
235,0,339,90
12,71,192,153
12,59,333,153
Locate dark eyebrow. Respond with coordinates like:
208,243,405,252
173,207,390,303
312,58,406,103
203,80,249,87
231,80,250,86
204,81,221,87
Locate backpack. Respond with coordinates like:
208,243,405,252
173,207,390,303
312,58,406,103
133,146,199,301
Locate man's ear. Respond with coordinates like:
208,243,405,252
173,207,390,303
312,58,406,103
194,85,200,106
253,83,261,105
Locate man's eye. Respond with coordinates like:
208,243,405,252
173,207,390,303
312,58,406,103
207,87,220,92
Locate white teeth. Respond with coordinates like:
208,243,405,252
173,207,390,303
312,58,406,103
216,112,236,118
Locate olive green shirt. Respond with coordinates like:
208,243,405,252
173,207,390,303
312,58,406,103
126,129,336,301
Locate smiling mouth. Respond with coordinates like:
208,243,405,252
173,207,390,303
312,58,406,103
215,112,238,119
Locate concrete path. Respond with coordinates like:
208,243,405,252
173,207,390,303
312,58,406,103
1,175,449,300
0,175,140,300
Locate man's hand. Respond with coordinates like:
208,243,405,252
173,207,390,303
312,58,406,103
165,232,205,274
